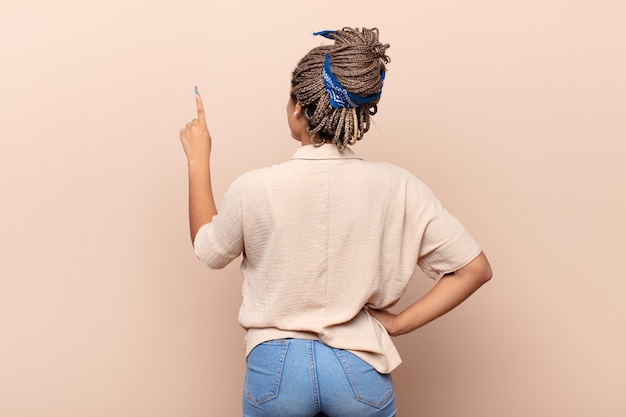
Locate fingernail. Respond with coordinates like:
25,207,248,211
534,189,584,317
194,85,199,96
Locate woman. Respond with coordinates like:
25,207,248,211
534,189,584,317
180,27,492,417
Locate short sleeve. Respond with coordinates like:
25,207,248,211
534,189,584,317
415,188,482,280
193,180,245,269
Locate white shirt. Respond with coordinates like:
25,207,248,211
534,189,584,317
194,143,481,373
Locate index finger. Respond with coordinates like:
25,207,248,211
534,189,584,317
195,88,207,125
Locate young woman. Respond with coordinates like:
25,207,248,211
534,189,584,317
179,27,492,417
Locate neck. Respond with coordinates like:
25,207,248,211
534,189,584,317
300,134,334,147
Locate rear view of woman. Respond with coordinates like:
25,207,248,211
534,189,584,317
179,27,492,417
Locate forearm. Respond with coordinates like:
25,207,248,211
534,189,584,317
180,90,215,245
370,252,492,336
188,159,217,244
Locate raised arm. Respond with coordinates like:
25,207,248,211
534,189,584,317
366,251,492,336
179,89,217,244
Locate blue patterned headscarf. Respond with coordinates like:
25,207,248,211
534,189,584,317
314,30,386,109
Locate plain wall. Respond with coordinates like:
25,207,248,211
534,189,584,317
1,1,625,416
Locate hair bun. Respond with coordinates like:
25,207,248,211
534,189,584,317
290,27,391,150
371,43,390,64
329,27,390,97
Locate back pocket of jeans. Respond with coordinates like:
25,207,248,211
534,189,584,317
244,339,290,405
334,349,393,408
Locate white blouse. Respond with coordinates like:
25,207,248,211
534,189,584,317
194,143,481,373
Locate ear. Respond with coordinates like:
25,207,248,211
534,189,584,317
295,101,304,117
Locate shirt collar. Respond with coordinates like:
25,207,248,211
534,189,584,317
291,143,363,160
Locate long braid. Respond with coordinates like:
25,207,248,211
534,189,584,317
291,27,390,151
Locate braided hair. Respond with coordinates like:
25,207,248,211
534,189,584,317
290,27,391,151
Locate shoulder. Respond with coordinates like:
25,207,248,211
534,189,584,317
227,160,293,192
362,160,429,186
369,160,415,177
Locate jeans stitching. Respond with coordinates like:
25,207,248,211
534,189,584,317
309,341,322,412
244,340,290,405
333,349,393,408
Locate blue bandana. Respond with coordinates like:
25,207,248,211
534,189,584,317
313,30,386,109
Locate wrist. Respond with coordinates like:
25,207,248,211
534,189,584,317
389,315,405,337
187,156,211,170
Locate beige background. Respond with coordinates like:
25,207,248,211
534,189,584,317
1,0,625,416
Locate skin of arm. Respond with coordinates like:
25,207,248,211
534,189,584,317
179,92,217,244
366,251,492,336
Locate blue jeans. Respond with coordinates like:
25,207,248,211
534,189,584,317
243,338,397,417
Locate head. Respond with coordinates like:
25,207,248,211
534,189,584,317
289,27,391,151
